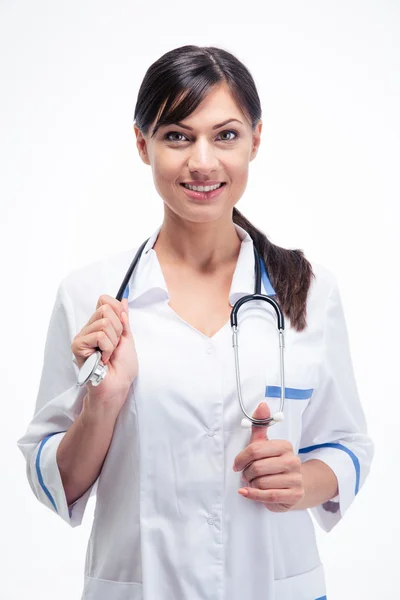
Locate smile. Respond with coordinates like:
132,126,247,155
180,182,226,200
182,183,224,192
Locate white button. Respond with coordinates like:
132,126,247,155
207,517,215,526
207,429,215,437
206,347,213,354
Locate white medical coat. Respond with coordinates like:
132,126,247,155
17,223,374,600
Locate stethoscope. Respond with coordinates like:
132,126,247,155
77,238,286,429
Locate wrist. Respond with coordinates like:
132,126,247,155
83,390,128,424
293,459,338,511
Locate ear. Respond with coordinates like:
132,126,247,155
134,125,151,166
249,120,262,162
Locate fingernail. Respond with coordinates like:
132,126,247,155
258,402,266,409
238,488,248,497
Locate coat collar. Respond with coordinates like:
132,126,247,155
126,223,276,306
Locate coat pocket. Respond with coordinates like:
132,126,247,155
82,576,143,600
265,385,314,401
265,385,314,450
274,563,326,600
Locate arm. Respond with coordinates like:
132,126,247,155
17,280,112,526
56,391,125,506
294,459,338,511
298,275,374,531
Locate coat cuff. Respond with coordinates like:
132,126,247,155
298,443,360,532
31,431,96,527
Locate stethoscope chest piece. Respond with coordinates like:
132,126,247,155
77,350,108,387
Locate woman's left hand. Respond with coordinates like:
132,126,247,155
232,401,305,513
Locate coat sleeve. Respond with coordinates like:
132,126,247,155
17,279,97,527
298,275,374,532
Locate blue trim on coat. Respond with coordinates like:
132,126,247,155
123,285,129,299
265,385,314,400
259,257,276,296
299,442,360,495
315,596,327,600
35,433,61,513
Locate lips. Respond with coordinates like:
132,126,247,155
180,181,226,186
180,182,227,201
180,183,226,189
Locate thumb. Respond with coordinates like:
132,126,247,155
120,298,132,337
249,401,271,442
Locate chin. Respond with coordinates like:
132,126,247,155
181,207,232,225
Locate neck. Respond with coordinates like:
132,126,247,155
153,213,242,272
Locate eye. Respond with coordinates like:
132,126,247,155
163,129,239,143
217,130,238,141
164,132,188,143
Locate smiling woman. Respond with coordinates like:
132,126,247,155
17,44,374,600
133,46,315,332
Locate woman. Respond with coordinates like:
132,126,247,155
18,45,374,600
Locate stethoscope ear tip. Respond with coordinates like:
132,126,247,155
273,411,284,423
240,418,252,429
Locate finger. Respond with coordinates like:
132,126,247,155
242,454,295,482
246,472,303,490
120,298,133,338
75,330,115,364
238,487,303,505
86,303,124,337
233,438,285,472
95,294,125,321
83,306,123,343
249,401,271,444
81,318,119,349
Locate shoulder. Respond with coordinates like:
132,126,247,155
273,246,338,301
309,261,338,295
58,243,143,326
304,261,340,326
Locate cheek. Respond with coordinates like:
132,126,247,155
226,148,250,182
151,159,183,209
230,162,249,189
152,161,173,185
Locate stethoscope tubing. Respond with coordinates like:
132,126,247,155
77,238,286,428
232,294,285,428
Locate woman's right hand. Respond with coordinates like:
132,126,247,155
72,295,138,410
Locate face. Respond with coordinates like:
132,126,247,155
134,83,262,224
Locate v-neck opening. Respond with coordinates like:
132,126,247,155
146,233,255,342
165,301,231,342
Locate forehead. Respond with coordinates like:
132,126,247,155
187,84,244,120
152,83,249,133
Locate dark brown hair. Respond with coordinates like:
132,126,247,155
134,45,315,331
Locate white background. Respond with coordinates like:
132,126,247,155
1,1,399,598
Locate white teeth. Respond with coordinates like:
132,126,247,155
183,183,223,192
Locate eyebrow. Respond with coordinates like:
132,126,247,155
170,118,244,131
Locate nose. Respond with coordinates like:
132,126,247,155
187,138,219,174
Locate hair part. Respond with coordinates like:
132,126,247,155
134,45,315,331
